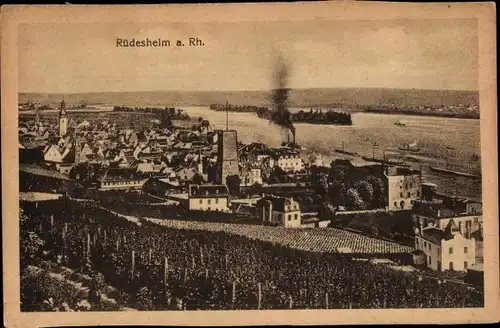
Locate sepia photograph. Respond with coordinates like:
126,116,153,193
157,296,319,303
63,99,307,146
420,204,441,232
2,2,498,326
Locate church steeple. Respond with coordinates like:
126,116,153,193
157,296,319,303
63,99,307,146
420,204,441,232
59,97,67,116
59,97,68,137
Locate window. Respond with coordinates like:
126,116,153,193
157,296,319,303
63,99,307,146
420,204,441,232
428,244,431,251
400,192,403,198
207,199,211,205
474,217,479,223
288,215,292,221
428,256,431,266
207,207,211,211
464,246,468,254
449,247,453,254
449,261,454,271
417,190,420,197
407,192,411,198
215,198,219,204
405,183,408,190
424,241,427,248
294,214,298,220
464,261,468,269
394,202,398,207
199,199,203,204
410,182,413,188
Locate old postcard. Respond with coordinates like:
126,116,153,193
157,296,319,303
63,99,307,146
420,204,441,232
2,2,499,327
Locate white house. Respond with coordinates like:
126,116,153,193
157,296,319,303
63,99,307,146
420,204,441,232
255,195,302,228
415,219,476,271
271,153,305,173
188,184,230,212
43,144,63,163
384,166,422,211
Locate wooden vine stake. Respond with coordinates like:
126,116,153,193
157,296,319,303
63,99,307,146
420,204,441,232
257,282,262,310
184,267,188,284
225,254,228,270
131,250,135,280
164,257,169,285
50,214,54,228
148,248,152,265
200,246,204,266
232,281,236,307
86,232,91,259
289,295,293,309
325,292,329,309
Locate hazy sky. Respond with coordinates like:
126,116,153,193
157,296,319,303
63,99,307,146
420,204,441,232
18,19,478,93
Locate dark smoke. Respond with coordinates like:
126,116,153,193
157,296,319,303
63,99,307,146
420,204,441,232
271,56,295,144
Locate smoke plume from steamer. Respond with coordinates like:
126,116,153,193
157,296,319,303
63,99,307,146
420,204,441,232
271,56,295,144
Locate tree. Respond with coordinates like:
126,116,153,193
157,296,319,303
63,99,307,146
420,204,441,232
316,173,329,196
226,175,241,195
366,175,387,208
70,163,96,187
328,182,347,207
346,188,366,210
248,182,263,196
269,166,286,184
354,180,374,205
136,286,153,310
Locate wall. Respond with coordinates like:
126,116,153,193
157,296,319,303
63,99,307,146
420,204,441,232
282,210,301,228
277,155,304,173
189,196,229,212
440,235,476,271
415,235,441,271
99,179,147,190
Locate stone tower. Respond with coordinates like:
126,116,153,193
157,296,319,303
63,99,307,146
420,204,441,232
59,97,67,137
216,130,239,185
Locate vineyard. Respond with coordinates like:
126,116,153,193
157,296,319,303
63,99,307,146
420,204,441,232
143,218,414,255
21,199,484,311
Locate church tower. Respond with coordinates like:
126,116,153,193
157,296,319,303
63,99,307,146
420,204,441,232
215,130,239,185
59,97,68,137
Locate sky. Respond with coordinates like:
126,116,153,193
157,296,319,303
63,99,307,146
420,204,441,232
18,19,478,93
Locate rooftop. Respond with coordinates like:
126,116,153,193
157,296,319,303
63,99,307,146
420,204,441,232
189,184,229,198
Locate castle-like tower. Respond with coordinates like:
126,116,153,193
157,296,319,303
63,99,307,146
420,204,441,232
216,130,239,185
59,98,67,137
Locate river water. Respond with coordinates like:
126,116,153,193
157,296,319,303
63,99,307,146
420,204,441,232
181,106,482,198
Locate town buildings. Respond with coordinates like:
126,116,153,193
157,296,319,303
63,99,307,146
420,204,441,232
384,166,422,211
270,151,305,173
255,195,302,228
413,182,481,271
188,184,230,212
415,219,476,271
413,182,483,238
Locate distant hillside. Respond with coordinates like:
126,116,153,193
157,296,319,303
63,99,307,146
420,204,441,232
19,88,479,109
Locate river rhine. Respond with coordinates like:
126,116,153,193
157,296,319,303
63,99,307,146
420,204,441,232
181,107,482,199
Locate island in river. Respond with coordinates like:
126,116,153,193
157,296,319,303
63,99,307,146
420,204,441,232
210,103,353,126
